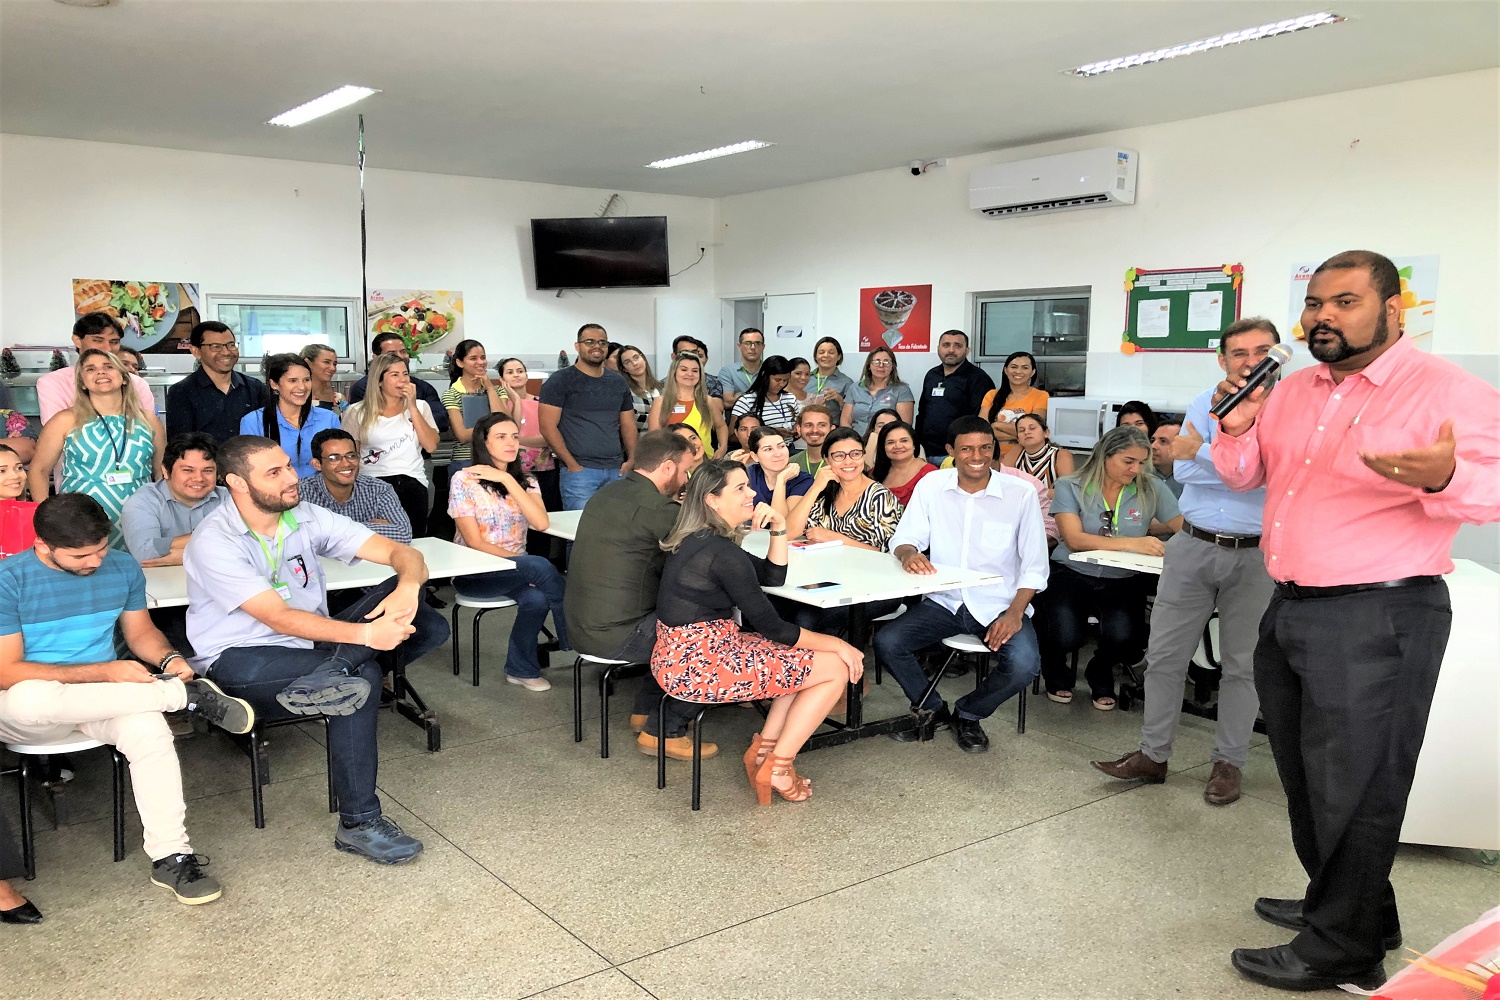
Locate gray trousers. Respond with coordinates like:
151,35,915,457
1139,531,1273,768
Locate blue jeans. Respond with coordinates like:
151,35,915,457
873,597,1041,721
205,578,450,825
456,555,568,679
559,466,621,511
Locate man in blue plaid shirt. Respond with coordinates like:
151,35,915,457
299,429,412,543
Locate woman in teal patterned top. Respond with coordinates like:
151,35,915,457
28,349,164,548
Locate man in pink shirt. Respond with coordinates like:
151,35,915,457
1212,250,1500,993
38,312,158,423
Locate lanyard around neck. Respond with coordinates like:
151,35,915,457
97,415,127,469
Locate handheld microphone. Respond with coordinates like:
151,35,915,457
1211,343,1293,420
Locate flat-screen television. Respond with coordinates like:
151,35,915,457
531,216,670,289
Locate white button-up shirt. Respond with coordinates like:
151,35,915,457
889,467,1050,625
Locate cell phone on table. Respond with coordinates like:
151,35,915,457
797,581,841,591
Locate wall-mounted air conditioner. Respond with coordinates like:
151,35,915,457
969,148,1138,218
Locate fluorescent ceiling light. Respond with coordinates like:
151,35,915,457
646,140,773,169
1068,12,1346,78
267,85,380,127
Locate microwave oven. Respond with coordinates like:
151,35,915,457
1046,398,1180,451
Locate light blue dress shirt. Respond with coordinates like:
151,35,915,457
1173,387,1265,536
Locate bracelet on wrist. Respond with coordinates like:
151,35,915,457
158,651,184,672
768,528,788,536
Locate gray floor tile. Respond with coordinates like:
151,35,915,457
525,969,655,999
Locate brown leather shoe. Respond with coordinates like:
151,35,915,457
1090,750,1168,783
636,732,719,761
1204,761,1242,805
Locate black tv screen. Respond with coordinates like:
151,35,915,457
531,216,670,290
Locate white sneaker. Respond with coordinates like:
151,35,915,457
506,675,552,692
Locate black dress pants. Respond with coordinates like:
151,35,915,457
1037,563,1148,698
379,474,430,539
1255,580,1451,973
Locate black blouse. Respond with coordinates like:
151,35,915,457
655,530,799,646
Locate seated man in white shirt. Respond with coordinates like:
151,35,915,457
874,416,1050,753
37,312,158,424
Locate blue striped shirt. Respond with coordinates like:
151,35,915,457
0,549,146,664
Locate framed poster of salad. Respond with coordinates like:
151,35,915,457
367,289,463,355
72,279,203,354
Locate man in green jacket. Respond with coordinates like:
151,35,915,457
563,431,717,760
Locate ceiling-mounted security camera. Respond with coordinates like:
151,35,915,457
910,160,924,176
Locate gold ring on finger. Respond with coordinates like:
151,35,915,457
1393,465,1401,474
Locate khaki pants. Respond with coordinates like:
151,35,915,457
0,678,191,861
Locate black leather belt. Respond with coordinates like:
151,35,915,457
1275,576,1443,600
1182,521,1261,549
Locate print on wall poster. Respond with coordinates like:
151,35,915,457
1288,256,1438,350
72,279,203,354
858,284,932,352
368,289,464,353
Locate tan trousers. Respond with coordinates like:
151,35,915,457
0,678,191,861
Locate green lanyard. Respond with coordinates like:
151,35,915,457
253,522,287,586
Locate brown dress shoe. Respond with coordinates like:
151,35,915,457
1203,760,1242,805
1090,750,1168,783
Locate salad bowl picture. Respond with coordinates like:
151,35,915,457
72,279,183,350
368,289,464,359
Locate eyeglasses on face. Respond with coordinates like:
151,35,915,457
199,341,238,353
578,338,609,348
826,448,864,462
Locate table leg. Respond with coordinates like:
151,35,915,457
803,604,921,750
381,650,442,751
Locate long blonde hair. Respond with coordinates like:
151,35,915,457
349,352,408,441
1064,425,1160,515
664,351,710,425
661,459,749,553
70,349,148,432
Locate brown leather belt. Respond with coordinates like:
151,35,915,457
1182,521,1261,550
1275,576,1443,600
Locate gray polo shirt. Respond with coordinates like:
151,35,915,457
184,500,374,670
119,480,231,561
1051,475,1180,579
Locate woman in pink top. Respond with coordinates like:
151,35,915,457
871,421,933,508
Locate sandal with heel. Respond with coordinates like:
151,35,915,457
743,733,770,787
754,753,812,805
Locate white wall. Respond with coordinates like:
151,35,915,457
0,134,718,364
714,69,1500,408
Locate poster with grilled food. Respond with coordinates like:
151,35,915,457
72,279,202,354
367,289,464,353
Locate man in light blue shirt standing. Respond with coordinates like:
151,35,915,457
1092,319,1281,806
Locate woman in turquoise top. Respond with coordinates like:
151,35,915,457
239,353,341,480
28,349,164,548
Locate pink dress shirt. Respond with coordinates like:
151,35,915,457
1212,335,1500,586
37,366,157,424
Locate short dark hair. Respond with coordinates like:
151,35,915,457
577,323,606,340
672,335,708,357
738,328,763,342
798,403,836,425
1219,317,1281,354
73,311,123,342
1314,250,1401,303
118,346,145,363
189,321,233,349
947,415,992,446
939,329,969,345
34,493,111,549
217,435,280,483
370,332,405,355
633,429,691,473
163,432,218,473
311,427,356,462
1116,401,1158,435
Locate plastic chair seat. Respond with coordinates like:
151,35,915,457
449,595,520,686
6,730,125,877
453,595,518,610
941,634,991,655
919,635,1031,736
578,654,631,666
871,606,906,623
6,735,105,755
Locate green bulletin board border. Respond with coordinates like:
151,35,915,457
1123,264,1243,353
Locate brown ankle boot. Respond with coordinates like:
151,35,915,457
1090,750,1168,783
637,732,718,761
1203,761,1242,805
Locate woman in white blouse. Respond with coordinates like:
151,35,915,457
342,351,439,537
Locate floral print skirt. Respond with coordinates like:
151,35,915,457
652,618,816,703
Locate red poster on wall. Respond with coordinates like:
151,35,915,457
858,284,932,352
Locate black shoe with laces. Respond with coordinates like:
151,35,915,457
151,853,222,905
890,705,953,742
183,678,255,734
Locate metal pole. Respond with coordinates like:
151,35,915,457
358,113,368,349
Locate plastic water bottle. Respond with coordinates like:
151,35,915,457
557,349,568,370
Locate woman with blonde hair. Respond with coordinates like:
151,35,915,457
648,351,728,458
299,343,346,412
342,352,439,537
28,349,164,548
652,459,865,804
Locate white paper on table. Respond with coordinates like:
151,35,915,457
1136,298,1172,338
1187,290,1223,331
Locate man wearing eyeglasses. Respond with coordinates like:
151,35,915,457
539,324,638,510
718,328,765,409
163,321,266,444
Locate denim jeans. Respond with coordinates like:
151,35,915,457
771,596,903,637
599,614,700,739
872,597,1041,722
456,555,568,679
559,466,621,511
204,577,451,825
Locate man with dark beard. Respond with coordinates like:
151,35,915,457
184,435,449,864
1211,251,1500,992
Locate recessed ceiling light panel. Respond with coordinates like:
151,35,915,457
52,0,115,7
646,140,774,169
267,85,380,127
1068,12,1346,78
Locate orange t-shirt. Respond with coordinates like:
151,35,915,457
981,386,1050,422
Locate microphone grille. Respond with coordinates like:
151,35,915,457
1268,343,1294,366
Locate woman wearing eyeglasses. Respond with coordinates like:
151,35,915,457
1039,426,1182,710
841,348,914,436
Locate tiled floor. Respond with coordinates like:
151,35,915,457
6,618,1497,999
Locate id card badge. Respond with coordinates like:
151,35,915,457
672,403,688,415
930,386,945,397
102,467,132,486
273,583,292,601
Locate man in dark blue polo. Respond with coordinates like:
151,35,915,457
165,322,265,443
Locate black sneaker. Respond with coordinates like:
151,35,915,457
150,853,222,905
183,678,255,734
276,668,371,717
890,705,953,742
952,715,990,753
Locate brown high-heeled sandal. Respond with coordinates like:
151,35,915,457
743,733,770,786
754,753,812,805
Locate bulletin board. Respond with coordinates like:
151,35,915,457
1121,264,1243,353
